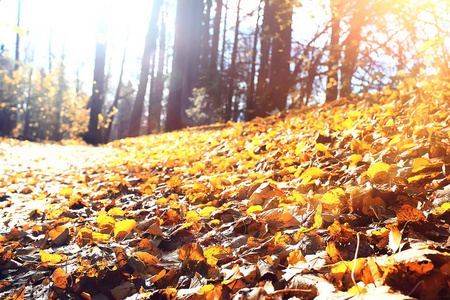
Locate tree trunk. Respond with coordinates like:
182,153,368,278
266,0,293,113
129,0,162,137
246,0,263,121
148,11,166,134
340,0,366,98
225,0,241,122
325,2,341,102
166,0,203,132
14,0,22,70
210,0,222,75
255,0,273,117
201,0,212,76
85,18,107,145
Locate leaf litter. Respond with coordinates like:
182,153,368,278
1,88,450,299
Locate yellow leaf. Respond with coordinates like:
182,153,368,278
315,143,328,152
114,219,137,239
186,210,200,223
348,154,362,167
246,205,262,215
92,232,110,243
367,162,391,182
321,188,345,208
108,207,125,217
348,285,367,294
199,206,217,218
300,167,323,179
59,187,73,196
40,250,67,264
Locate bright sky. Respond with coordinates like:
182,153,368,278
0,0,158,91
0,0,327,96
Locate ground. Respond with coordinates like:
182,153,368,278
1,91,450,300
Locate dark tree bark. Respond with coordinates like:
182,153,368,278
266,0,293,113
246,0,263,121
129,0,162,137
255,0,273,117
224,0,241,122
148,11,166,134
85,19,107,145
325,0,342,102
210,0,222,75
166,0,204,132
340,0,367,98
201,0,212,75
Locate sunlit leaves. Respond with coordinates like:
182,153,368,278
39,250,67,264
114,219,137,239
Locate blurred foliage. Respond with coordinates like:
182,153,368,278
0,56,89,141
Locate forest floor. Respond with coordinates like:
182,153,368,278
1,90,450,300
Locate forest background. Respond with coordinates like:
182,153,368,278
0,0,449,144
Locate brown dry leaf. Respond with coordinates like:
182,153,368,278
394,204,426,223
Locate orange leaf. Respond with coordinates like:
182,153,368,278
135,252,160,266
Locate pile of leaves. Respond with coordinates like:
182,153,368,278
1,81,450,299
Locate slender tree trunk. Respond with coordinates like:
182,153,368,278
340,0,365,98
148,11,166,134
219,0,228,74
85,19,107,145
105,39,127,142
255,0,273,117
225,0,241,122
218,0,228,121
246,0,263,121
305,51,323,105
267,0,293,113
166,0,204,132
201,0,212,75
14,0,22,70
325,8,341,102
129,0,162,137
210,0,222,75
340,26,362,98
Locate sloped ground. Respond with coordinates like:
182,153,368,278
1,86,450,300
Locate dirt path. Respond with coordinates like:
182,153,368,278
0,140,119,233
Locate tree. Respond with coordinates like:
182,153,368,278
129,0,162,137
224,0,241,122
148,9,166,134
105,39,128,142
325,0,342,102
210,0,223,76
255,0,273,117
246,0,263,121
14,0,22,70
265,0,294,113
85,18,107,145
166,0,204,132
